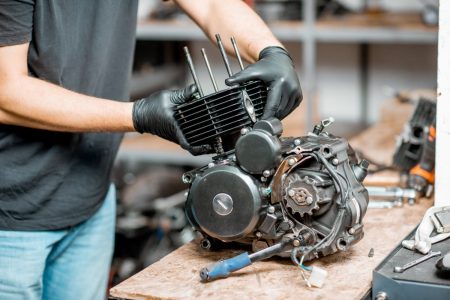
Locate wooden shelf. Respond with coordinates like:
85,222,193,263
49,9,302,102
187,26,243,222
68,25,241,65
136,12,438,44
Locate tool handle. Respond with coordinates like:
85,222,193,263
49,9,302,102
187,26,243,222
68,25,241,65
200,252,251,282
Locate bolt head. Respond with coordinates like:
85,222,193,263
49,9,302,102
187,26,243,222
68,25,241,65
263,170,271,177
348,228,355,235
292,240,300,247
208,162,215,168
288,189,295,197
306,197,313,204
240,128,249,135
255,231,262,238
332,158,339,165
267,206,275,214
288,158,296,166
375,292,388,300
294,139,301,146
182,174,192,184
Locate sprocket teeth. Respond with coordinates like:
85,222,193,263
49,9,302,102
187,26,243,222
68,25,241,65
284,173,321,217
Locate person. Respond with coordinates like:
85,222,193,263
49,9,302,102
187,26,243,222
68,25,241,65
0,0,302,299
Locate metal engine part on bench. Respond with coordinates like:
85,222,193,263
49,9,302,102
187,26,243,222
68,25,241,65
176,35,370,281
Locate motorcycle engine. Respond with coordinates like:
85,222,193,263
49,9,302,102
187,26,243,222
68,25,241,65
176,82,370,263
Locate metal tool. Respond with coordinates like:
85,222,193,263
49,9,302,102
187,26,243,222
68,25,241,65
367,186,418,208
393,251,441,273
215,34,233,77
200,48,219,92
230,37,244,71
200,239,293,281
183,46,204,97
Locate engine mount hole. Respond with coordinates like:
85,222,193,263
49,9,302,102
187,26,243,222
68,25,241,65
337,238,348,250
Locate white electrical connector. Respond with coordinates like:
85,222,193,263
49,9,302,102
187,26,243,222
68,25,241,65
308,266,328,288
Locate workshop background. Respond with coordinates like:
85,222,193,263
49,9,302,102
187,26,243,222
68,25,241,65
110,0,439,286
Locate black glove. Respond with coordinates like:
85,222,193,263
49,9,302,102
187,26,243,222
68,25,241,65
225,46,302,120
132,84,211,155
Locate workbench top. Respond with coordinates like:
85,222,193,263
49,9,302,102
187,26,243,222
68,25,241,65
111,201,430,300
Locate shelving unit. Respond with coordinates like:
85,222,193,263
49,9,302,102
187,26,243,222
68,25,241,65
136,13,437,44
136,4,437,129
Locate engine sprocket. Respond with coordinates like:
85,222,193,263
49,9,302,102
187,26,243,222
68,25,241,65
283,173,321,217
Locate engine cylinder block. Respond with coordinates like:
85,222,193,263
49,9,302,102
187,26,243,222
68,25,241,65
175,81,267,147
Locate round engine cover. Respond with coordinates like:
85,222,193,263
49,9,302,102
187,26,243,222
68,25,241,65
187,165,262,241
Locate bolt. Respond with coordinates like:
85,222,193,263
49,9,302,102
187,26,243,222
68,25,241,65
332,158,339,165
255,231,262,238
294,139,301,146
292,240,300,247
263,170,271,178
348,228,355,235
231,155,237,162
375,291,388,300
288,158,296,166
240,128,249,135
267,206,275,214
306,197,313,204
208,162,215,168
288,189,296,197
201,238,211,250
182,174,192,184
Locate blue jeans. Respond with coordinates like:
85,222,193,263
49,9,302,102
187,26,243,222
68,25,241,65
0,185,116,300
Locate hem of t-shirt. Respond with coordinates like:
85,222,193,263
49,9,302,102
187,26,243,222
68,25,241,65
0,33,32,47
0,199,105,231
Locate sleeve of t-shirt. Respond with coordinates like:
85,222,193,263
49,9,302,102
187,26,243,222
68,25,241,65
0,0,35,46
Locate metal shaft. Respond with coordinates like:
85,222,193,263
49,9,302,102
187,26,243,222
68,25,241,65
183,46,204,97
394,251,441,273
230,37,244,71
215,34,233,77
201,48,219,92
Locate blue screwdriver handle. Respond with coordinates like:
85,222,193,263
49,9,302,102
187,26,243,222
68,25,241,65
200,252,252,282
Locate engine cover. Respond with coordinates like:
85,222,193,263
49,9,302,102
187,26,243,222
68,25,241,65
186,165,262,241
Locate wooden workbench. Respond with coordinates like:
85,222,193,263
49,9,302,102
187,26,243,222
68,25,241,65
111,94,434,300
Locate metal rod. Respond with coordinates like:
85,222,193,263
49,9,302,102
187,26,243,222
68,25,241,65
201,48,218,92
215,34,233,77
230,37,244,71
183,46,204,97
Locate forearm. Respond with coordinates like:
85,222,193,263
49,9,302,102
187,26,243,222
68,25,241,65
175,0,283,63
0,75,134,132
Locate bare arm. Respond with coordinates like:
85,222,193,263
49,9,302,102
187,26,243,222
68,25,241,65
174,0,283,63
0,43,135,132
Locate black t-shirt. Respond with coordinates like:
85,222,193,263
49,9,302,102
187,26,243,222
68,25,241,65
0,0,138,230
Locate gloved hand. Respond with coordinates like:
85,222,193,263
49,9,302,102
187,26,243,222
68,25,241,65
225,46,302,120
132,84,211,155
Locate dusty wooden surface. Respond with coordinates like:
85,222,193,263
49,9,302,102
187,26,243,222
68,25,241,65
110,200,430,300
111,93,434,300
